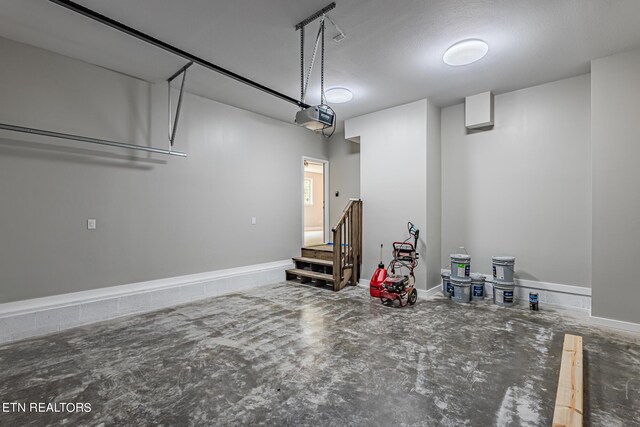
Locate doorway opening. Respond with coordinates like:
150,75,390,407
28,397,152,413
302,157,329,247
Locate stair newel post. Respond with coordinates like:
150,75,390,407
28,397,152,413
349,208,354,280
344,211,348,269
354,205,358,280
355,200,361,282
348,212,351,269
333,225,341,291
339,224,344,289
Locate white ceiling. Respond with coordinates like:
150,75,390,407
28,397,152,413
1,0,640,129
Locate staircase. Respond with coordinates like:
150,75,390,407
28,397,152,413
286,199,362,291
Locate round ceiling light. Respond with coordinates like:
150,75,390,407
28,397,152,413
443,39,489,66
325,87,353,104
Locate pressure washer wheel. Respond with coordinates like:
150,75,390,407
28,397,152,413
408,289,418,305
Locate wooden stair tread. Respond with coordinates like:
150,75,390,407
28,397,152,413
286,268,334,282
292,256,333,267
302,244,333,252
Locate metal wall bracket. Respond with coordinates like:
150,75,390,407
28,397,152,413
167,62,193,148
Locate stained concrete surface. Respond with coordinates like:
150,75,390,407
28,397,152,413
0,282,638,426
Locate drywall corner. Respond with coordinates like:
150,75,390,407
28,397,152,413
345,100,428,290
328,133,360,226
426,99,442,290
591,47,640,325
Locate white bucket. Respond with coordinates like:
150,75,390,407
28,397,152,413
441,269,452,298
470,273,485,301
493,281,515,307
450,277,471,304
450,254,471,279
492,256,515,282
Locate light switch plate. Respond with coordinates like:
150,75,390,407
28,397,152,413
87,219,96,230
251,217,257,225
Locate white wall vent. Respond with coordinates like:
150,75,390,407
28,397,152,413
465,91,494,129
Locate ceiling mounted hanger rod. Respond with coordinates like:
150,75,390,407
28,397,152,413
0,123,187,157
295,2,336,30
48,0,310,109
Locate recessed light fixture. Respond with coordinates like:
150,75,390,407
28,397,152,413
443,39,489,66
325,87,353,104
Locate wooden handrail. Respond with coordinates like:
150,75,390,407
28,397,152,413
331,199,357,232
331,199,362,291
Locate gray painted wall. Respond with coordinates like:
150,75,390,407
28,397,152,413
328,134,360,227
0,37,328,303
346,100,430,290
591,48,640,324
441,75,591,287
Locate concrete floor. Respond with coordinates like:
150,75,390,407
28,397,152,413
0,283,639,426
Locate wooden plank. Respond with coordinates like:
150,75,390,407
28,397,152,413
333,227,342,291
285,268,334,283
552,334,583,427
301,248,333,261
338,268,352,290
302,244,333,252
292,256,333,267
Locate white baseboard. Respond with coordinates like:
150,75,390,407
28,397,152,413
0,260,292,344
348,279,637,333
511,280,591,313
514,278,590,296
462,274,592,312
360,275,592,311
423,285,442,299
589,315,640,333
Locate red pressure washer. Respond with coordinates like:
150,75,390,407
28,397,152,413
369,222,420,307
369,244,387,298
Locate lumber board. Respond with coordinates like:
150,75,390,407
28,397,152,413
292,256,333,267
301,248,334,261
285,268,334,282
552,334,583,427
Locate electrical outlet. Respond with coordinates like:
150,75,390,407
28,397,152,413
87,219,96,230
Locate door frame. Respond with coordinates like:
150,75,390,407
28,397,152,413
301,156,330,247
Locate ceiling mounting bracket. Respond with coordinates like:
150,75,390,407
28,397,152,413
295,2,336,31
296,2,337,104
294,3,337,137
167,61,193,148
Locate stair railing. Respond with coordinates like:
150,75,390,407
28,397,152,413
331,199,362,291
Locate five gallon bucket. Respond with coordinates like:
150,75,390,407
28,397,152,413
450,254,471,279
470,273,485,301
492,256,515,283
493,281,516,306
441,269,452,298
450,277,472,304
